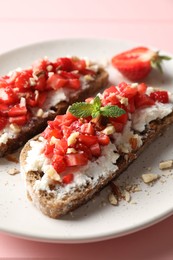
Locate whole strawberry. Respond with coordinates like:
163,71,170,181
111,47,171,81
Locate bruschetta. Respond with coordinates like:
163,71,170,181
20,82,173,218
0,56,108,157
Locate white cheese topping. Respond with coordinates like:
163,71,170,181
113,121,143,153
25,141,119,198
132,102,173,132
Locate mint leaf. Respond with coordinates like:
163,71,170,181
100,105,125,117
69,102,93,118
69,96,126,119
93,95,101,109
91,110,101,118
91,96,102,118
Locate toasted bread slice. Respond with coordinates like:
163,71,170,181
20,84,173,218
0,66,108,157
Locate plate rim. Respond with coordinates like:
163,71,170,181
0,37,173,243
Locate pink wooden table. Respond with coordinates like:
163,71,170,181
0,0,173,259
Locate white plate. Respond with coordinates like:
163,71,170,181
0,38,173,243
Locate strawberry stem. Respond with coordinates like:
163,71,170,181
151,51,171,72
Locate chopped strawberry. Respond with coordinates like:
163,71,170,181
43,143,55,157
54,139,68,156
0,104,9,116
97,133,110,145
135,94,155,109
52,155,66,173
78,134,98,147
8,104,27,117
65,153,88,166
112,47,171,81
90,143,101,157
0,117,8,130
47,74,68,90
62,173,74,184
55,57,73,71
80,123,95,135
9,115,28,125
150,91,169,103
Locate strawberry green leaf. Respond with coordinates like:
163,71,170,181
159,55,172,60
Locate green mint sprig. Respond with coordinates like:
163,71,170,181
69,96,125,119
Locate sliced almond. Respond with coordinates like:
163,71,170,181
9,123,21,134
124,190,131,202
108,193,118,206
159,160,173,170
142,173,159,184
36,108,44,117
67,132,79,146
45,165,61,181
8,168,20,175
102,125,115,135
67,148,77,154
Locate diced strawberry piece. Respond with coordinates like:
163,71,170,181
0,87,18,105
72,59,86,71
118,82,138,99
150,91,169,103
90,143,101,157
103,86,119,97
75,143,92,160
14,70,32,90
32,58,50,72
65,111,78,121
0,104,9,116
67,78,80,90
115,112,128,124
59,71,80,79
55,57,73,71
65,153,88,166
47,74,68,90
110,121,124,133
80,123,95,135
9,115,28,126
0,116,8,130
42,128,62,140
78,134,98,147
62,173,74,184
70,120,83,131
50,114,75,128
135,94,155,109
80,68,95,76
8,104,27,117
52,155,66,173
126,98,135,113
97,133,110,145
61,125,72,139
54,138,68,156
0,77,9,88
137,83,147,94
43,143,55,156
35,76,47,91
37,92,47,107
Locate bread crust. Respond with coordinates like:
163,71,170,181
0,68,108,157
20,111,173,218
